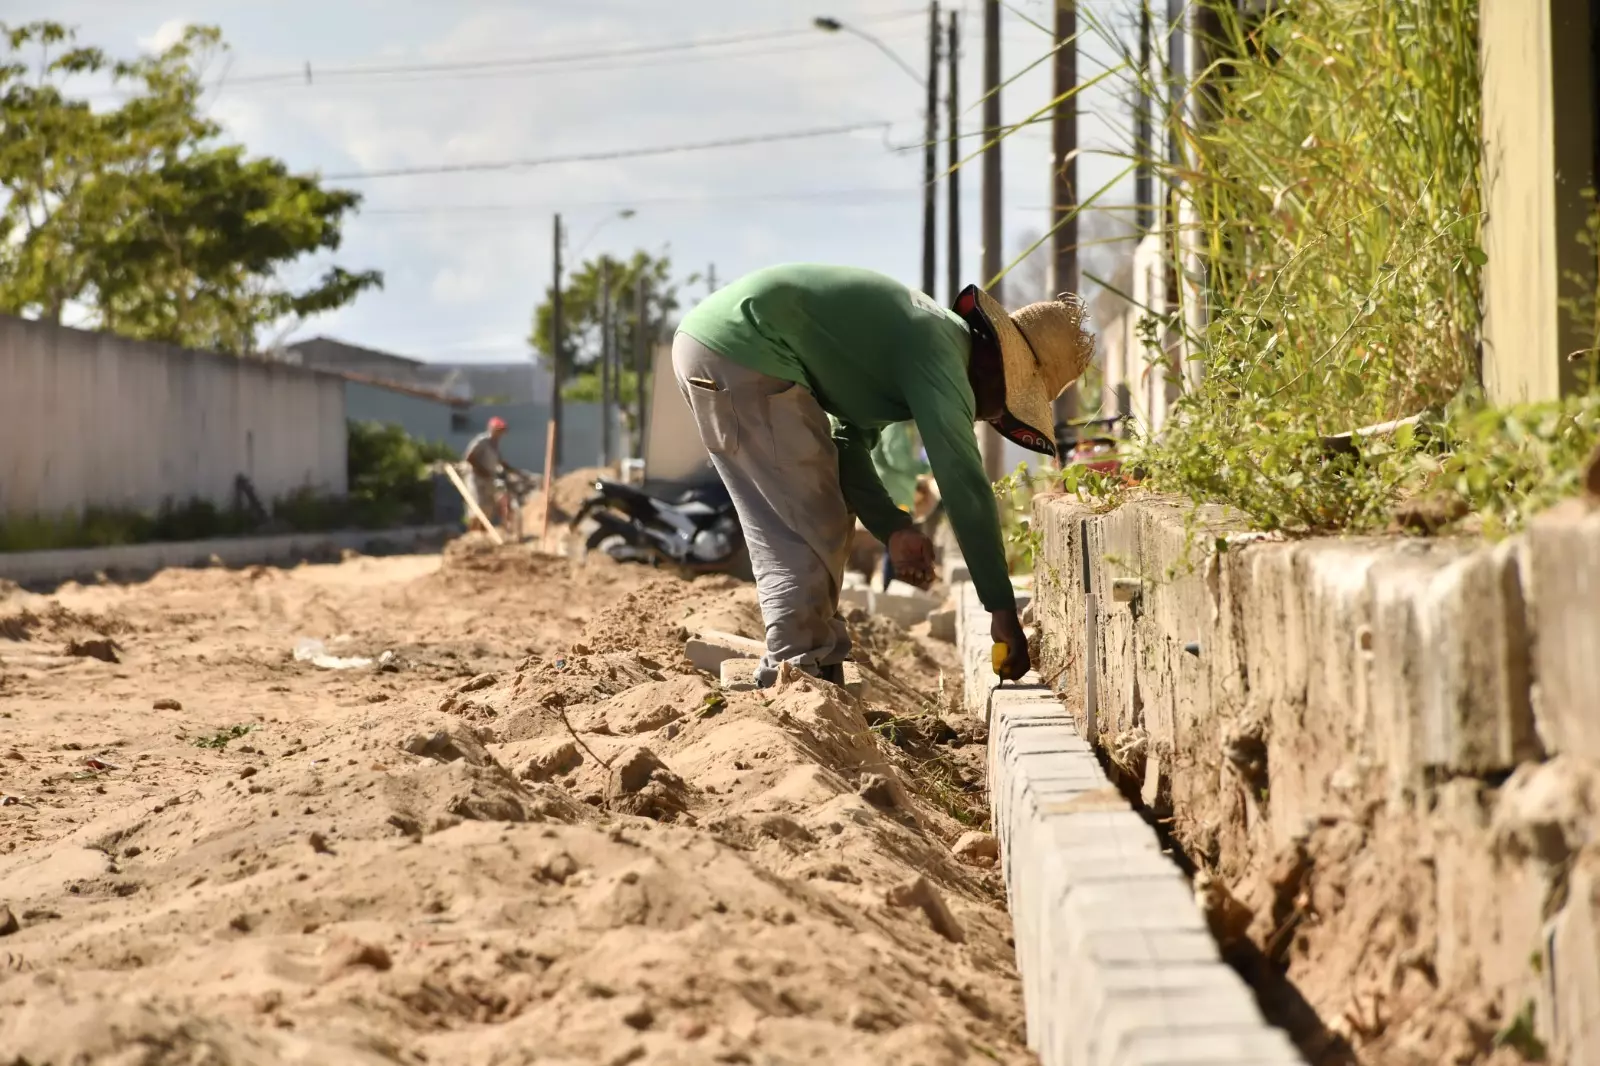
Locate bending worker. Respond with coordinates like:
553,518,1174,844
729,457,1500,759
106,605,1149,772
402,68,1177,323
674,263,1093,688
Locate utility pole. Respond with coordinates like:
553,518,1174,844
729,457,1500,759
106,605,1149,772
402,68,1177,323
923,0,940,298
599,262,613,466
980,0,1005,480
549,213,564,471
633,271,648,459
946,10,961,305
1051,0,1080,458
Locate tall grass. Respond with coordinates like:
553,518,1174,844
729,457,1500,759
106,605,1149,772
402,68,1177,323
1072,0,1514,531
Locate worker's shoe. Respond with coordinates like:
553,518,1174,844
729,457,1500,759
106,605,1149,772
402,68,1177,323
817,663,846,687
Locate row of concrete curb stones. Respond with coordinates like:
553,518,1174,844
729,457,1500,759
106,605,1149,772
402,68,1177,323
955,573,1306,1065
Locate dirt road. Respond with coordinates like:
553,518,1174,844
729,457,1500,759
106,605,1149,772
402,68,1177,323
0,540,1029,1065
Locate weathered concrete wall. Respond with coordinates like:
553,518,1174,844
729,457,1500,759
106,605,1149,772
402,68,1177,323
0,315,346,519
1033,491,1600,1063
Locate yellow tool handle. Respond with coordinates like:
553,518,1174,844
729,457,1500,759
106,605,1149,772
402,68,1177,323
991,642,1009,678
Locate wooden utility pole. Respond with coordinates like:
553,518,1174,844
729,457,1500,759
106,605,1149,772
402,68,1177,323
923,1,940,298
633,271,648,458
549,213,565,471
980,0,1006,480
1050,0,1080,459
599,262,613,466
946,10,961,305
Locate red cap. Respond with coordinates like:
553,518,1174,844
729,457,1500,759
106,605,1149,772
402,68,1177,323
487,417,507,432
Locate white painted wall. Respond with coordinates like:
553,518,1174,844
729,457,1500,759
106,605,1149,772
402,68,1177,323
0,315,347,519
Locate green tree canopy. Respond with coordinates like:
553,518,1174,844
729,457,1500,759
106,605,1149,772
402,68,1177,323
529,250,690,380
0,21,380,354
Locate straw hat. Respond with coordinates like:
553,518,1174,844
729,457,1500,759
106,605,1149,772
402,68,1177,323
954,285,1096,457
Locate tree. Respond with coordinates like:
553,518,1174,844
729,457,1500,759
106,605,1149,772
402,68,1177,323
0,21,380,354
529,250,689,382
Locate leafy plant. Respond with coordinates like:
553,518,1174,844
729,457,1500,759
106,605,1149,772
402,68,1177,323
0,21,379,353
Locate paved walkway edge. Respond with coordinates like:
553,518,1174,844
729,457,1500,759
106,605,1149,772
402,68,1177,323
0,525,456,586
955,577,1306,1066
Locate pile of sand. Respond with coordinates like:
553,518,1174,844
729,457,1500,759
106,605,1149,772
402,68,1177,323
0,549,1023,1065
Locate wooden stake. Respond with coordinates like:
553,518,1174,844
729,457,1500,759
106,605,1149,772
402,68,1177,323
443,464,503,545
539,418,558,543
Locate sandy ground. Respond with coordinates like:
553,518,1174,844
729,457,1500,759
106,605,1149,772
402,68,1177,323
0,539,1030,1065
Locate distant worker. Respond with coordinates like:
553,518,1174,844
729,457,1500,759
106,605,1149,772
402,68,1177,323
675,263,1093,688
869,422,930,589
462,417,519,532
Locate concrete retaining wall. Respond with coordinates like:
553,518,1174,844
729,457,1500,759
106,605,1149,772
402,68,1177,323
0,315,347,518
957,574,1305,1065
0,525,453,587
1032,491,1600,1063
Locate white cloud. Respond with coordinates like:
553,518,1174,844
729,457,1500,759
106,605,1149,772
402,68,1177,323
138,18,190,54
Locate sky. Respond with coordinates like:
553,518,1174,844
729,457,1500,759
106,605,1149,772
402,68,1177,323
19,0,1143,367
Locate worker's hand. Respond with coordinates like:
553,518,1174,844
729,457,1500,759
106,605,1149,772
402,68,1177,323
887,527,936,588
990,608,1030,681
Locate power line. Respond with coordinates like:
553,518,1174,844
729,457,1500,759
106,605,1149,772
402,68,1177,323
360,185,946,216
322,122,898,181
211,11,926,87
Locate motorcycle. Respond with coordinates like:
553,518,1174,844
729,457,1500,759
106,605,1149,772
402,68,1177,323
570,477,751,577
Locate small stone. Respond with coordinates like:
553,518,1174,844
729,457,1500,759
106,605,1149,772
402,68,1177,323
886,875,965,943
538,852,580,884
239,766,258,779
621,999,655,1030
0,905,19,937
66,638,120,663
321,937,392,978
123,845,142,858
858,773,907,812
456,672,498,694
308,832,335,855
229,913,252,933
951,831,999,867
521,740,582,783
152,698,182,711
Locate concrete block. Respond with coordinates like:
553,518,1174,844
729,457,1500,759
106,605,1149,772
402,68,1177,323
868,586,943,628
1524,501,1600,759
684,629,765,672
1419,537,1538,774
927,606,956,643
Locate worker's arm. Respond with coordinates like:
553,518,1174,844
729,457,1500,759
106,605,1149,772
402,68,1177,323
834,421,915,543
905,376,1015,613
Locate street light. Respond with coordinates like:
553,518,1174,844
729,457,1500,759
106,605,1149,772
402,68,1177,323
816,9,939,299
813,16,926,87
571,208,636,259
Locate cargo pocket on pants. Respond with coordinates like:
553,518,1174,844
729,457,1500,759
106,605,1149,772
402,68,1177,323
685,377,739,455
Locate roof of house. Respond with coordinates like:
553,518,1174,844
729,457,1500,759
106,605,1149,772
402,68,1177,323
339,370,471,408
287,336,425,368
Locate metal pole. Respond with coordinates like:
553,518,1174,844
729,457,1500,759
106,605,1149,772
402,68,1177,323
980,0,1006,480
923,0,940,297
600,262,613,466
1051,0,1080,459
946,10,961,305
634,271,648,459
549,213,564,472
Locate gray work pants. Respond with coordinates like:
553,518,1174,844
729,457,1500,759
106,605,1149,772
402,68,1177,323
672,332,852,686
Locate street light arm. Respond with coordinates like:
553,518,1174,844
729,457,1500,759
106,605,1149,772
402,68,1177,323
814,16,925,88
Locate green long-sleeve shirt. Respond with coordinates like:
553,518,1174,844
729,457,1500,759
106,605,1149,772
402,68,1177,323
678,263,1015,613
